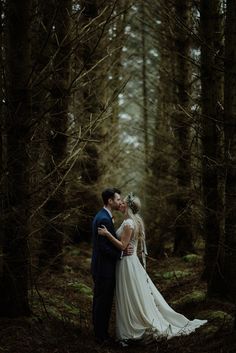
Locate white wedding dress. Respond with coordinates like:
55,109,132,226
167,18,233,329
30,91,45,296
115,219,207,342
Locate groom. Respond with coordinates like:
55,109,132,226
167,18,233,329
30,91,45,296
91,188,123,344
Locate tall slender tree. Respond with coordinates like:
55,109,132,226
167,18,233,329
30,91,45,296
0,0,4,271
172,0,195,255
143,0,176,256
223,0,236,302
99,0,131,188
76,0,113,240
0,0,32,316
0,0,3,174
39,0,72,270
140,1,149,172
29,0,56,265
0,0,4,193
200,0,224,296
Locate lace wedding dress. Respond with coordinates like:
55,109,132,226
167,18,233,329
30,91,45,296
115,219,207,342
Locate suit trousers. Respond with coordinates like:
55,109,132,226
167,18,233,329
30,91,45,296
92,276,116,341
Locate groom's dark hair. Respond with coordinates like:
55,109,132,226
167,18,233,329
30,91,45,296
102,187,121,205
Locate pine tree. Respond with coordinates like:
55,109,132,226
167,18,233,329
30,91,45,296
172,0,195,255
223,0,236,302
0,0,32,316
76,0,115,240
200,0,224,296
39,0,72,270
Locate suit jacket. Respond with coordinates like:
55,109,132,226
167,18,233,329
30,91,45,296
91,208,121,279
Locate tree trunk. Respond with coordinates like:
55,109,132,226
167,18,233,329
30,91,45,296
200,0,224,296
76,0,109,241
0,0,32,317
144,0,176,257
29,0,55,266
223,0,236,302
141,1,148,172
99,0,130,191
0,0,4,275
39,0,72,270
0,0,3,174
172,0,194,256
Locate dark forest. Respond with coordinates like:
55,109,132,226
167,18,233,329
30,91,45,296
0,1,236,352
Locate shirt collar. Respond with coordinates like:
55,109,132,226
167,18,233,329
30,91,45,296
103,206,112,219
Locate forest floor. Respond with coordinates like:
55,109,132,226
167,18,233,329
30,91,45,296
0,242,236,353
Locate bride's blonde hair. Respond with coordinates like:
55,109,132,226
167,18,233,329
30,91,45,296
124,193,145,241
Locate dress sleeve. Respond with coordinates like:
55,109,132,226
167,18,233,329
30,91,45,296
123,219,135,229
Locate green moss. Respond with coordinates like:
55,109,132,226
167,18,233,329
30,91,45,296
199,310,233,323
172,290,206,306
63,303,80,315
196,311,234,336
182,254,201,263
202,324,219,335
64,265,75,273
46,306,62,320
162,270,191,280
68,281,93,298
66,247,81,256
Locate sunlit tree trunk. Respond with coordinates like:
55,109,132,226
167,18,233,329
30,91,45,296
0,0,32,316
100,0,130,188
172,0,194,256
223,0,236,302
200,0,224,296
109,0,128,126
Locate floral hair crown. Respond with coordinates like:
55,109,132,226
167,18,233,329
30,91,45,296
127,192,139,214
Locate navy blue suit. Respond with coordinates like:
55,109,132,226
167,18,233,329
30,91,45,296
91,208,121,341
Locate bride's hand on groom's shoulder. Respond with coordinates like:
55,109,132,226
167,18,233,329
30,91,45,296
98,225,108,236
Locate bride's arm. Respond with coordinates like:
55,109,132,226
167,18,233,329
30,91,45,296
98,225,132,251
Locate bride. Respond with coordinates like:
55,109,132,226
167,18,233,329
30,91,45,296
98,193,207,344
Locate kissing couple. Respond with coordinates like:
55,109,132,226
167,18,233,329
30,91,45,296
91,188,207,347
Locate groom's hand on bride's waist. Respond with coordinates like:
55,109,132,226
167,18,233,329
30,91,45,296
123,243,134,256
